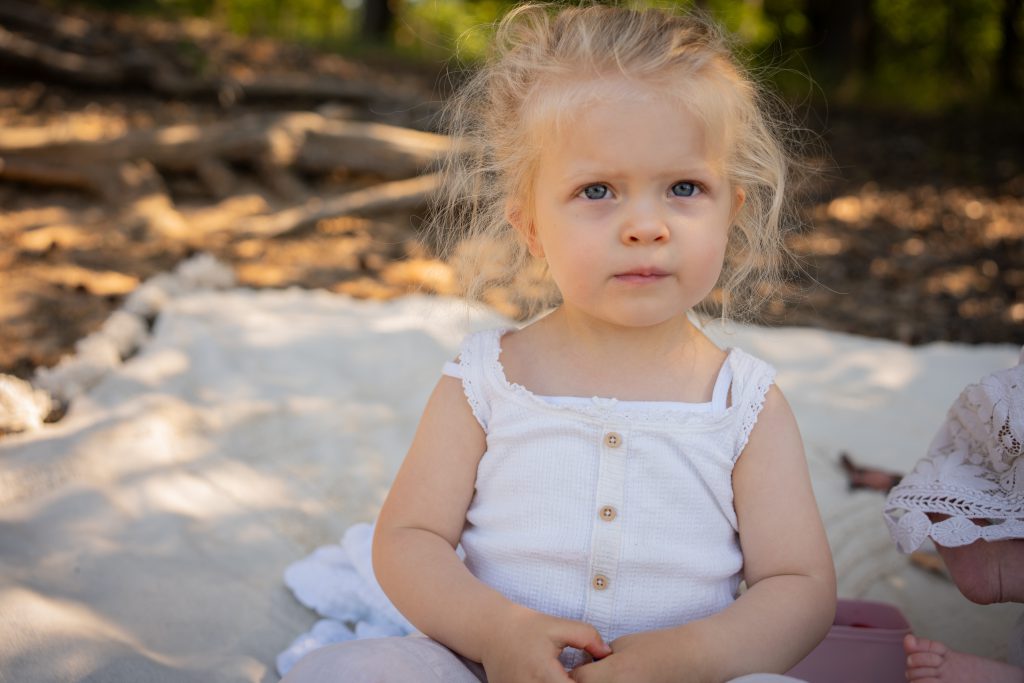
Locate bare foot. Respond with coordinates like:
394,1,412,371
903,633,1024,682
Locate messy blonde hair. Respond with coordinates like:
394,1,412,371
426,2,800,320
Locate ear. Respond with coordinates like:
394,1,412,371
729,186,746,225
506,201,545,258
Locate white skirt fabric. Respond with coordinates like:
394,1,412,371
276,523,415,676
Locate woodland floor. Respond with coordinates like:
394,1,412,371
1,8,1022,382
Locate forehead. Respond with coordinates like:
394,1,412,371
527,77,728,174
531,80,718,176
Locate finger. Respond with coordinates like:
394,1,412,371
556,622,612,660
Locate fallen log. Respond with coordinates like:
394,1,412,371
0,112,452,180
194,158,239,200
255,159,308,203
0,156,137,201
243,172,440,237
0,24,124,86
0,1,93,41
0,156,113,196
116,161,190,240
0,22,411,106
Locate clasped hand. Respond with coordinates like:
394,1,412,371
480,607,670,683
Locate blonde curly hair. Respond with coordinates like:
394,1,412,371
426,2,801,320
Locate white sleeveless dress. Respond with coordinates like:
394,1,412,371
277,327,778,674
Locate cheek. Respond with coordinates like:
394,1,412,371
688,231,729,282
536,214,600,269
544,240,595,285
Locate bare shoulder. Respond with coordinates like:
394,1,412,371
376,374,486,547
732,383,806,487
417,373,488,474
733,382,834,581
746,383,799,440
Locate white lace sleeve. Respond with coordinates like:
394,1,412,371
885,358,1024,553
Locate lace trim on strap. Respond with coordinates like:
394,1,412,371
734,351,777,461
456,329,511,432
885,358,1024,553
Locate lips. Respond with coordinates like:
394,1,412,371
614,267,670,283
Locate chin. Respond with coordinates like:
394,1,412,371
602,308,691,330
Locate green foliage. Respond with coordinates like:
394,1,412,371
708,0,786,47
64,0,1021,111
397,0,509,61
67,0,352,42
212,0,352,43
872,0,1006,107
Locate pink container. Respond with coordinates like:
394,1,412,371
785,599,910,683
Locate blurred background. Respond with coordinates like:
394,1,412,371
1,0,1022,382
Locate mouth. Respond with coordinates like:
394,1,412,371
613,268,670,283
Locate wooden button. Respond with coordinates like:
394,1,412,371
599,505,617,522
592,574,609,590
603,432,622,448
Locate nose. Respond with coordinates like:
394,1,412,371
621,201,670,245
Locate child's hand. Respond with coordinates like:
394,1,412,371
569,630,681,683
481,606,611,683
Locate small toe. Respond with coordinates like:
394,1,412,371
907,652,944,668
904,633,949,657
921,638,949,656
906,667,941,682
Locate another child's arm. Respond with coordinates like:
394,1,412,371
372,375,612,682
574,385,836,683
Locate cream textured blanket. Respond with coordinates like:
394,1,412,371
0,288,1019,682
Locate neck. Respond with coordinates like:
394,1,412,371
542,306,702,365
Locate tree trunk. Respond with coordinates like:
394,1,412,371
996,0,1023,96
804,0,875,93
362,0,394,42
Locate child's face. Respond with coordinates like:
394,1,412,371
513,81,742,330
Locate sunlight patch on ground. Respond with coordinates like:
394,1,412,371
0,586,183,669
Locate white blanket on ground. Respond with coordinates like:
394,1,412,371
0,288,1019,683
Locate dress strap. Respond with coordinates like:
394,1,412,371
728,349,777,461
441,360,463,379
710,359,733,412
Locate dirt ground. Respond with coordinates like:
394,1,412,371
1,10,1022,382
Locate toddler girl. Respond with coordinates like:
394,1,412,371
284,4,836,682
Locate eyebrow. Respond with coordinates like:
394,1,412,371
560,164,718,184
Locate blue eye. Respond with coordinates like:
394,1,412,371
581,184,609,200
671,182,700,197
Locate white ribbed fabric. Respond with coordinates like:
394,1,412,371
450,328,776,669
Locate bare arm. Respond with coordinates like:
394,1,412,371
372,375,610,681
575,385,836,682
